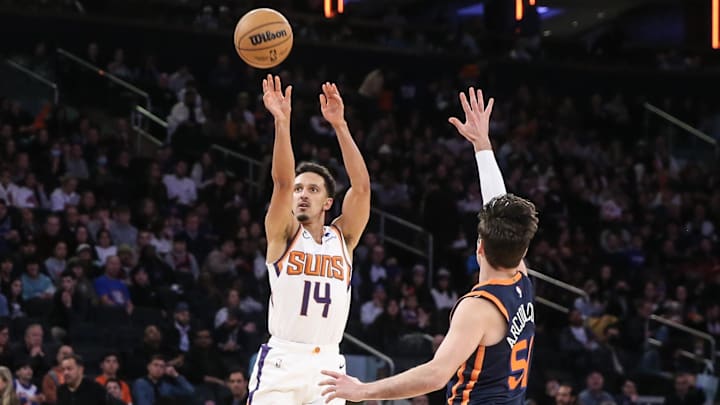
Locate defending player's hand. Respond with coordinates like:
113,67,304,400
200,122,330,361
448,87,494,151
262,74,292,122
319,82,346,127
319,370,366,403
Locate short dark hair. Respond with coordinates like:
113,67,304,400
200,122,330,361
149,354,166,364
63,354,85,367
296,162,336,198
477,194,538,269
101,352,120,363
227,368,247,380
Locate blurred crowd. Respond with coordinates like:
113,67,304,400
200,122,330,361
1,27,720,405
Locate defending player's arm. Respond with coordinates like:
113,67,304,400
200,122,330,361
448,87,506,203
321,82,371,252
263,74,299,263
449,88,528,275
319,297,503,402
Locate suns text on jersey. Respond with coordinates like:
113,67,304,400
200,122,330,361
286,251,347,281
506,302,535,348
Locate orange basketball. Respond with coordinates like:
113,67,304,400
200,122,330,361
233,8,293,69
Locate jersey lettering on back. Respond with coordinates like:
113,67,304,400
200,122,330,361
266,224,352,345
446,272,535,405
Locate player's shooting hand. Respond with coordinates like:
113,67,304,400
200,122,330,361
262,74,292,122
319,82,346,127
448,87,495,151
319,370,366,403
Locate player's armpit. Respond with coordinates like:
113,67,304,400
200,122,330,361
265,184,298,263
429,297,503,382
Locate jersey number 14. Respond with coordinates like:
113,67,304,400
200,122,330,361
300,281,332,318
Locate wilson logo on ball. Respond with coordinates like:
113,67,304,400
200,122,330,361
249,30,288,46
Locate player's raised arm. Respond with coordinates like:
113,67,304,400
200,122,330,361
448,87,506,203
321,82,371,252
449,88,530,275
319,296,502,402
263,74,299,263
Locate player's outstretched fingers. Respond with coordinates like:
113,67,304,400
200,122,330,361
321,370,341,378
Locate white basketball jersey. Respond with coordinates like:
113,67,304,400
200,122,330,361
266,224,352,345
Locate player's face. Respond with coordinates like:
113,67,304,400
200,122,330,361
293,172,332,223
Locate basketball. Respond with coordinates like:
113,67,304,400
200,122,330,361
233,8,293,69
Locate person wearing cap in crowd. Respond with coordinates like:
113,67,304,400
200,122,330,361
430,268,458,311
164,302,195,358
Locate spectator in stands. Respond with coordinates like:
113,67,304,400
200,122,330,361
12,173,49,210
94,353,132,405
56,355,109,405
93,256,132,313
360,284,386,328
0,365,19,405
0,170,19,207
20,259,54,302
664,373,705,405
165,302,194,356
181,327,227,402
44,241,68,283
555,383,577,405
164,236,199,285
213,288,241,329
10,324,49,385
223,369,248,405
131,355,194,405
64,144,89,180
559,309,600,373
109,206,138,248
203,239,237,280
167,89,206,139
41,345,73,405
578,371,614,405
94,230,117,267
615,379,638,405
214,308,248,363
102,379,124,404
128,267,158,308
6,279,25,319
36,215,62,260
176,212,212,264
50,177,79,213
368,298,406,353
13,361,43,405
430,268,457,311
162,161,197,208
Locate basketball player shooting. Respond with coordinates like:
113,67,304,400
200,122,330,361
246,74,370,404
319,88,539,405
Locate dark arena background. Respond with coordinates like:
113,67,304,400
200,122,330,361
1,0,720,404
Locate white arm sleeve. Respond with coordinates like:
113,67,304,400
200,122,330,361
475,150,507,204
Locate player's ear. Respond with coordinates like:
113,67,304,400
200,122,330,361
476,238,484,257
323,197,334,211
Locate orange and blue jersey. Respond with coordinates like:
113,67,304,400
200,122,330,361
446,272,535,405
